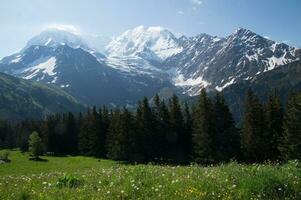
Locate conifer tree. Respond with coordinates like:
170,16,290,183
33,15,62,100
158,99,171,160
192,89,214,164
135,98,155,162
106,108,132,160
265,91,283,160
241,89,267,162
169,94,185,161
151,94,166,159
279,92,301,160
213,92,240,162
78,108,99,156
183,102,193,160
28,131,44,160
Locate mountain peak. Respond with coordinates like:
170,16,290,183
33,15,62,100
24,29,88,51
231,27,258,38
106,26,182,61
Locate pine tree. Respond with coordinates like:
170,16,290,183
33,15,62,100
192,89,214,164
106,108,134,160
78,108,99,156
151,94,166,160
213,92,240,162
101,106,110,157
279,92,301,160
43,115,61,154
59,112,78,155
241,89,267,163
28,131,44,160
265,91,283,160
183,102,193,161
134,98,156,162
157,99,171,160
169,94,185,162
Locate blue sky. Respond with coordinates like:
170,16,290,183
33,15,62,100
0,0,300,57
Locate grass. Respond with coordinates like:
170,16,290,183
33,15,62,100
0,150,300,200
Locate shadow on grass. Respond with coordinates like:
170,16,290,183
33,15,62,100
29,157,48,162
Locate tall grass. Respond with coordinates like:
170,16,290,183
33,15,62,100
0,150,300,200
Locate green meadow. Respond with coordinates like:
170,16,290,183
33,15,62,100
0,150,300,200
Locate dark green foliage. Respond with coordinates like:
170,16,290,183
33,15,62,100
134,98,156,162
28,131,44,160
192,89,214,164
265,91,284,160
241,89,267,162
212,92,240,162
279,92,301,160
2,91,301,164
168,95,186,162
78,108,100,156
106,108,133,160
0,72,84,121
183,103,193,159
56,174,83,188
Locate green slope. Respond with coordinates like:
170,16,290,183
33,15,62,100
0,72,85,120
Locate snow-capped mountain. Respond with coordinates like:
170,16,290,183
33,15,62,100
166,28,301,95
0,29,175,106
106,26,182,61
0,26,300,107
24,29,89,51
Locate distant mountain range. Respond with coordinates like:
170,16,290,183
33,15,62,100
0,26,300,120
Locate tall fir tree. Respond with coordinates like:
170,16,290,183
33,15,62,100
106,108,133,160
78,107,100,156
168,94,185,162
241,89,267,163
279,92,301,160
265,91,283,160
151,94,167,160
183,102,193,161
213,92,240,162
192,89,214,164
135,98,156,162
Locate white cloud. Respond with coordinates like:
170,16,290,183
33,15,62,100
42,24,82,35
177,10,184,15
264,36,270,39
192,0,203,6
191,0,203,10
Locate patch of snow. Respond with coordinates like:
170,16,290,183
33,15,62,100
45,37,52,45
10,55,22,63
173,74,210,87
215,78,236,91
51,76,58,83
23,57,57,79
106,26,182,61
60,84,70,88
213,37,221,42
266,55,288,71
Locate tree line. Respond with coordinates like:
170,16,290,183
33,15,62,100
0,89,300,164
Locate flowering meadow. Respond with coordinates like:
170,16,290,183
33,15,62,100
0,150,300,200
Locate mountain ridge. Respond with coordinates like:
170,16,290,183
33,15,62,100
0,26,300,108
